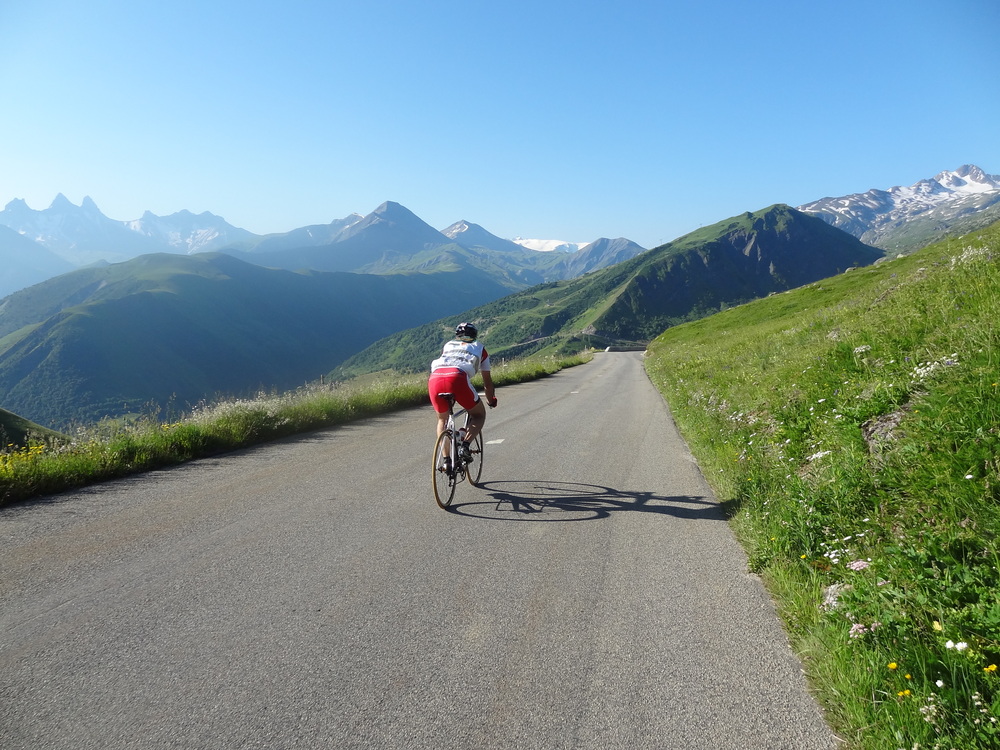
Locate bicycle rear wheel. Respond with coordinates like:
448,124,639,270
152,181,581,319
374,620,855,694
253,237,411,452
466,432,484,486
432,430,457,508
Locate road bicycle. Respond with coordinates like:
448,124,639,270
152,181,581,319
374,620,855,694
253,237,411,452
431,393,485,508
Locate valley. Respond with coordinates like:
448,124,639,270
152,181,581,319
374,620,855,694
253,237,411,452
0,165,997,431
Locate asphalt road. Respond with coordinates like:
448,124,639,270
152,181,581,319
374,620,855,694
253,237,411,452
1,352,840,749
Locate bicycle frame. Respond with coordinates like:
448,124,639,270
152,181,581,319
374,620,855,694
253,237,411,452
432,392,485,508
439,394,472,465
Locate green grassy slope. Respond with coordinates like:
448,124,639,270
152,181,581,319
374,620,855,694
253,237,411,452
645,221,1000,749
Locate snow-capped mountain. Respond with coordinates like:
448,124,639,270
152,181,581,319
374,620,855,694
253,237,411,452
0,194,162,265
512,237,585,253
441,220,529,255
0,195,259,266
126,209,258,254
798,164,1000,251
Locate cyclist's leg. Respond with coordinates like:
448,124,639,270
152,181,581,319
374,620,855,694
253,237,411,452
463,399,487,446
435,411,450,439
450,371,485,450
428,370,458,444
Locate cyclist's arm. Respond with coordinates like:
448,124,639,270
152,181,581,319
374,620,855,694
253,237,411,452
481,370,497,407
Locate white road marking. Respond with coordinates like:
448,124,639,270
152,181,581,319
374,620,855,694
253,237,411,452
486,439,505,445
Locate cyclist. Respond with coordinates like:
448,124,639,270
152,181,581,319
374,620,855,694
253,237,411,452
428,322,498,462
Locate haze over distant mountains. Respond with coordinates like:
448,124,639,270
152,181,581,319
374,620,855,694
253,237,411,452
1,163,995,299
0,164,998,430
0,197,646,298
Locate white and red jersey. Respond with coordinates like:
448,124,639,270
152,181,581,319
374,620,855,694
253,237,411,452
430,339,490,378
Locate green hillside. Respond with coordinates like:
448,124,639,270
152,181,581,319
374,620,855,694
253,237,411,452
645,220,1000,748
335,204,884,377
0,253,514,429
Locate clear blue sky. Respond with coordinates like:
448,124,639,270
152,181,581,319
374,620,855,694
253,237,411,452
2,0,997,248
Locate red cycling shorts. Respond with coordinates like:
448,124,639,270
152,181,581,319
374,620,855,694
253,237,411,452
428,367,480,413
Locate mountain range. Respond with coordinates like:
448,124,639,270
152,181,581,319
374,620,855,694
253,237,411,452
0,197,646,299
1,164,997,431
335,204,884,377
798,164,1000,253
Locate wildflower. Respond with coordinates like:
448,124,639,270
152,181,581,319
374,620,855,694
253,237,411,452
965,474,974,480
888,662,898,670
932,621,943,631
897,689,911,697
849,623,868,638
847,560,870,571
821,583,850,611
986,664,998,673
956,642,969,651
936,680,944,687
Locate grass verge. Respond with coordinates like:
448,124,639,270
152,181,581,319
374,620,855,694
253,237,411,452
0,353,590,507
645,224,1000,748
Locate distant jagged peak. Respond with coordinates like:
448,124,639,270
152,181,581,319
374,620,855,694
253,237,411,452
80,195,102,213
442,219,473,238
48,193,76,210
353,200,427,231
335,200,447,246
932,164,1000,193
370,200,419,220
579,237,647,254
799,164,1000,214
2,197,31,214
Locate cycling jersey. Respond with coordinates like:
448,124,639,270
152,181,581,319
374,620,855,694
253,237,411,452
430,340,490,378
428,339,491,413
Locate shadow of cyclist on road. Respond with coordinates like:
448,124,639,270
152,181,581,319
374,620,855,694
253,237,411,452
447,480,727,522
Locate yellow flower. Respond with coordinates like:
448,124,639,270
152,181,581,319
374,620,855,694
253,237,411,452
897,689,911,697
800,554,807,559
932,621,943,631
888,662,898,670
986,664,998,673
905,674,912,680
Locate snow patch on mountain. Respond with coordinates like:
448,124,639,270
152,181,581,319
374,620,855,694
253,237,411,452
512,237,584,253
798,164,1000,245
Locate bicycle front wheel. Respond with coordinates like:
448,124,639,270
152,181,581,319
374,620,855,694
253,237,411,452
432,430,457,508
466,432,484,486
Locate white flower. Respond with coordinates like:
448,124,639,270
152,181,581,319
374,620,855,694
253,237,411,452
936,680,944,688
946,640,955,649
956,641,969,651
